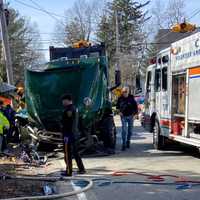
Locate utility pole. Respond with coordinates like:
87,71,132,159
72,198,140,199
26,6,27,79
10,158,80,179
115,10,120,59
114,9,121,88
0,0,14,85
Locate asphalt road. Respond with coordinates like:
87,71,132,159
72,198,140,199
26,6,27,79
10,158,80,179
60,116,200,200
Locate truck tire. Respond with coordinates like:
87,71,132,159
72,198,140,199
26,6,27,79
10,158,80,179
153,119,166,150
101,116,116,150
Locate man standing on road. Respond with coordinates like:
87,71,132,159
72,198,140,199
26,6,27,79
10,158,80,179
116,87,138,151
61,94,86,176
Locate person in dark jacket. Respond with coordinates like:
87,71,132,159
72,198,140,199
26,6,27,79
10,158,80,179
61,94,85,176
116,87,138,151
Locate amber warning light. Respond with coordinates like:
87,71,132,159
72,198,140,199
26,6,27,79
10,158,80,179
171,21,196,33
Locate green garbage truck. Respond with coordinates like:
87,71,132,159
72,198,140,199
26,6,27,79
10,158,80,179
25,43,120,154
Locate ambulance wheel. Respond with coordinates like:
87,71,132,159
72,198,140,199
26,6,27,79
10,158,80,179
153,120,165,150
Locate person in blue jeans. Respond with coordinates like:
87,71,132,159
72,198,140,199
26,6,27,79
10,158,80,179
116,87,138,151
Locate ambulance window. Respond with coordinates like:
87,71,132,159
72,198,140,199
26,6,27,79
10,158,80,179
146,71,151,92
162,67,168,91
155,69,161,92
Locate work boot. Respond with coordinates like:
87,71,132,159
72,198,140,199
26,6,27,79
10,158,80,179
126,141,130,148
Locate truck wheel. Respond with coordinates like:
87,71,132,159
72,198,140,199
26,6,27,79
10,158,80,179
101,116,116,149
153,120,165,150
107,118,116,149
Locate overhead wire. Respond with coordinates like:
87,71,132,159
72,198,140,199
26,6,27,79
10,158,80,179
14,0,101,26
12,0,200,39
153,7,200,46
11,0,200,57
28,0,66,26
144,6,200,61
14,0,65,26
12,0,103,50
188,8,200,20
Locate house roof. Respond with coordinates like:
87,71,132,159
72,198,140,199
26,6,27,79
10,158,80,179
154,29,199,51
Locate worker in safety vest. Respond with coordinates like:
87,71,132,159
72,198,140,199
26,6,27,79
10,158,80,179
0,110,10,153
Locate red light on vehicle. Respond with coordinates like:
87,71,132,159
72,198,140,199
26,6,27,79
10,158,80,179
149,57,156,64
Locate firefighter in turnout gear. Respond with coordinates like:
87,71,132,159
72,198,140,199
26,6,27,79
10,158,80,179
61,94,85,176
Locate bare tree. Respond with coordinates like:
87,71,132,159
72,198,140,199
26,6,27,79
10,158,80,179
151,0,166,30
52,0,102,46
142,0,187,73
97,0,150,91
151,0,187,30
164,0,186,28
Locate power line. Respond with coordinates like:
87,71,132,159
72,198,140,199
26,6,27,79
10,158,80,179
155,8,200,44
14,0,65,26
14,0,101,26
14,0,64,18
28,0,66,26
12,0,200,58
188,8,200,20
14,0,200,42
143,8,200,62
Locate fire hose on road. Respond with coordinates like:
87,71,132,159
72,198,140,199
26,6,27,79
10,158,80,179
2,175,93,200
2,170,200,199
91,170,200,190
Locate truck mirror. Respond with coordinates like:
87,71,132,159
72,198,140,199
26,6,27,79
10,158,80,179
115,70,121,86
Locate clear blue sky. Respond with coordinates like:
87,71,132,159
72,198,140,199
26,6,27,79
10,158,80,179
8,0,200,60
8,0,76,60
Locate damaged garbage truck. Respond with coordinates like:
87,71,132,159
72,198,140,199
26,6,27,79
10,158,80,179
25,42,120,154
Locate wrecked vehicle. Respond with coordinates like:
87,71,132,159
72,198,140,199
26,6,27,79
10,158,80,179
25,43,120,154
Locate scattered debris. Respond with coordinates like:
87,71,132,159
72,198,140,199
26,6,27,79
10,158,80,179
43,185,57,195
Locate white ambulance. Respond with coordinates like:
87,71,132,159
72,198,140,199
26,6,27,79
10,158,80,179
143,31,200,150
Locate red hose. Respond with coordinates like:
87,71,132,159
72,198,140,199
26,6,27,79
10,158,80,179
111,170,200,183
